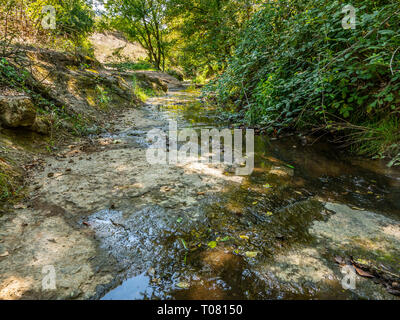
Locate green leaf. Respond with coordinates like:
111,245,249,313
180,238,188,250
208,241,217,249
384,94,394,102
245,251,259,258
378,30,395,35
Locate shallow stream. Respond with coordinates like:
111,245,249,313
98,88,400,300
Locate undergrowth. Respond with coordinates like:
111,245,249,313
206,0,400,163
107,60,156,72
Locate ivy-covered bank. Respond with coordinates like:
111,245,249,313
206,0,400,164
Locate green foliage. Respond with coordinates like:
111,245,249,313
355,117,400,158
0,171,13,201
207,0,400,158
166,68,184,81
130,74,156,101
0,58,29,87
27,0,95,53
166,0,262,77
388,152,400,167
53,0,94,52
95,85,110,110
107,60,156,71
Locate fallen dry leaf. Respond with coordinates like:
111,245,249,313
13,204,26,210
160,186,172,193
354,265,374,278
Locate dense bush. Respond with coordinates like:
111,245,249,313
166,0,262,77
39,0,95,53
207,0,400,159
0,0,95,55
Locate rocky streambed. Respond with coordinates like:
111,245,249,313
0,84,399,300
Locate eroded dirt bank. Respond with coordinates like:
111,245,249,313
1,84,400,300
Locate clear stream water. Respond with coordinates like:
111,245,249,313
99,88,400,300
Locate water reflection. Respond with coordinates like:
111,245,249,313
100,88,400,300
102,273,155,300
